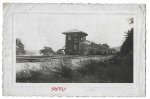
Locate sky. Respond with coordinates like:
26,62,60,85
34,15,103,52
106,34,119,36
14,13,134,51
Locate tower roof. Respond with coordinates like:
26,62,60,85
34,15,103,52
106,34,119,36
62,29,88,36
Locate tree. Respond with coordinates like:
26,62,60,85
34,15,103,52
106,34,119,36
120,28,133,55
101,44,109,49
39,46,55,56
56,49,65,55
119,18,134,82
120,17,134,55
16,38,25,55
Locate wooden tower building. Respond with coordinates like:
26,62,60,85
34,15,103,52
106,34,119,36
62,29,88,55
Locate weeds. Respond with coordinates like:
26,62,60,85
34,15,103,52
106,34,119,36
16,54,133,83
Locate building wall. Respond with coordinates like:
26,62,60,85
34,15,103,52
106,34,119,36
65,33,86,55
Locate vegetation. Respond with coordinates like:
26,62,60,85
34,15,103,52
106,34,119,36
16,38,26,55
16,18,134,83
112,18,134,82
101,44,110,49
16,26,133,83
39,46,55,56
118,28,133,82
120,28,133,55
16,56,132,83
16,59,73,83
56,49,65,55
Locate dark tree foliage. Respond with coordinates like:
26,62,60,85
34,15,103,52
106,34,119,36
110,18,134,82
56,49,65,55
16,38,25,55
101,44,110,49
39,46,55,56
120,28,133,56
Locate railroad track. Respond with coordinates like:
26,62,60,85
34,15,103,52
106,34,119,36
16,55,113,63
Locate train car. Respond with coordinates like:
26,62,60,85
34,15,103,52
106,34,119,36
79,40,113,55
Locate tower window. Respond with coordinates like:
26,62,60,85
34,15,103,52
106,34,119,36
74,44,78,50
68,35,71,40
83,37,86,41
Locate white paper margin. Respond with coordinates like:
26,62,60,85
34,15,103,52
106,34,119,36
2,3,146,96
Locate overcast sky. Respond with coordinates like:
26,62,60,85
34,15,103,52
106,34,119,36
14,13,133,51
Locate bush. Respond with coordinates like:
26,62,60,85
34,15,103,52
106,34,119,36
75,59,116,83
119,52,133,82
16,54,133,83
120,28,133,56
16,59,74,83
16,69,42,83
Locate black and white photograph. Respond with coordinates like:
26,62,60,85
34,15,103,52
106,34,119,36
15,6,134,83
3,3,146,96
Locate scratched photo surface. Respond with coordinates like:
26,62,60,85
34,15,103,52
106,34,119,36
15,6,134,83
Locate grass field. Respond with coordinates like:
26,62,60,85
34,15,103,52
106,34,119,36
16,55,133,83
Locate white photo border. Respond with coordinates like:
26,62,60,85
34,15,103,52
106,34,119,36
3,3,146,96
